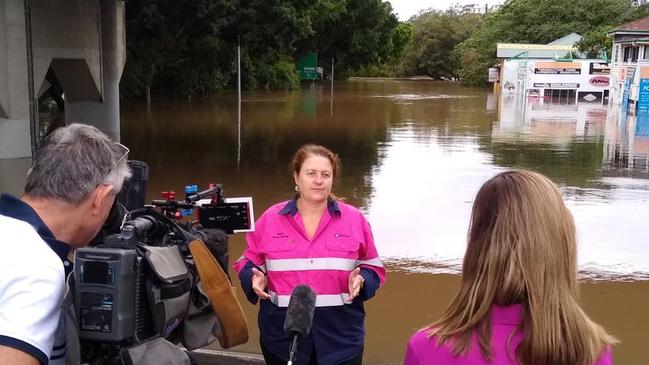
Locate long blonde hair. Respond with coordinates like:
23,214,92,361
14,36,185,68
427,170,616,365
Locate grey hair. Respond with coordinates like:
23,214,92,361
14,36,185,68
25,123,132,204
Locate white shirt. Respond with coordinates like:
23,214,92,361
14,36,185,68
0,214,65,363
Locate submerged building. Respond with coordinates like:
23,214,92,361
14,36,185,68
494,33,610,106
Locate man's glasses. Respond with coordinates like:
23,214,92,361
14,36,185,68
115,142,130,165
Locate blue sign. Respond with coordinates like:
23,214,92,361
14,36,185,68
636,113,649,136
638,78,649,112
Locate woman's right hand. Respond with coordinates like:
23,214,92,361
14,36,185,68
251,267,271,300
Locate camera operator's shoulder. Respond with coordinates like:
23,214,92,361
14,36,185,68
0,215,62,266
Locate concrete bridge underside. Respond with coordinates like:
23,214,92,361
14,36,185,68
0,0,125,159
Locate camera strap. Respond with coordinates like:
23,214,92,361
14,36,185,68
188,239,249,348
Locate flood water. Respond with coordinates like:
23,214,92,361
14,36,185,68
1,79,646,363
117,79,649,364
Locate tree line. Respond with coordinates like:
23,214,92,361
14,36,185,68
120,0,649,98
121,0,403,98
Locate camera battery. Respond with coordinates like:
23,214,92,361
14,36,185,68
75,248,137,342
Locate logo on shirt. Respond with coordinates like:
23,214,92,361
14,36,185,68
333,233,351,238
272,232,290,239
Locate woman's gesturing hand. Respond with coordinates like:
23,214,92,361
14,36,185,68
347,267,364,302
252,267,271,300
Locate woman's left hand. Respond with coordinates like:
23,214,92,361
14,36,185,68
347,267,364,302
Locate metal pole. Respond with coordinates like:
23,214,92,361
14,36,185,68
330,58,334,117
237,38,241,172
24,0,38,155
331,58,334,88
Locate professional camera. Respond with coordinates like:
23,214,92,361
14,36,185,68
74,161,253,364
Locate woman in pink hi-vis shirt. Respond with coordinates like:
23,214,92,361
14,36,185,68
404,170,616,365
234,144,385,365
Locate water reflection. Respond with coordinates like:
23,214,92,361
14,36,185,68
117,80,649,282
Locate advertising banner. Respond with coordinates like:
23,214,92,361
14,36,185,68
488,67,499,82
532,83,579,88
533,62,581,75
589,62,610,75
638,78,649,112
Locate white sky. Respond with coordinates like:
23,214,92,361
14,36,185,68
387,0,496,21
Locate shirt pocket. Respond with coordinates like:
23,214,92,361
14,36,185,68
326,235,360,252
265,237,297,252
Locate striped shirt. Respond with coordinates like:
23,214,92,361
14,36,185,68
234,197,386,365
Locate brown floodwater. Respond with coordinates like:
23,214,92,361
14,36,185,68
3,79,644,364
117,79,649,364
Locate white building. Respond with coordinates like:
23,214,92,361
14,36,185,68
495,33,610,106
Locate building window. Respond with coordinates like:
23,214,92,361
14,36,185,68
643,46,649,60
543,89,576,104
623,45,639,62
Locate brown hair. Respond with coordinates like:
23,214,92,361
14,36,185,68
427,170,616,365
290,144,341,178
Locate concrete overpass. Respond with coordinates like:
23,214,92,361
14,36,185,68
0,0,125,160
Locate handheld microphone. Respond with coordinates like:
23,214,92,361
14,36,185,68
283,285,316,365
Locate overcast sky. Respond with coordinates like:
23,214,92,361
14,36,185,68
387,0,497,21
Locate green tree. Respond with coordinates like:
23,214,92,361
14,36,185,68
121,0,401,96
399,10,482,79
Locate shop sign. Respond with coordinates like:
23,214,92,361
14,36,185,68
589,76,609,87
589,62,610,75
533,83,579,88
534,62,581,75
488,68,499,82
578,91,603,103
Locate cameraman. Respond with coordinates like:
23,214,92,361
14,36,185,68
0,124,131,365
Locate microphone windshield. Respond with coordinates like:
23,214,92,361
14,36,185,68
283,285,316,338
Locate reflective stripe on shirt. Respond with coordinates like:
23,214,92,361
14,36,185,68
235,255,266,273
268,290,350,307
265,257,384,272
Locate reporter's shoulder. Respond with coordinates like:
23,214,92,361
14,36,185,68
407,328,445,352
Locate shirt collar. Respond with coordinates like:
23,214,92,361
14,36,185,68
491,304,523,325
278,194,341,216
0,193,71,261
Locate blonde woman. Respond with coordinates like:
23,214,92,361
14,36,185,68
404,170,616,365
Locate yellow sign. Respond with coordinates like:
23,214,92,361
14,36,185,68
497,43,576,51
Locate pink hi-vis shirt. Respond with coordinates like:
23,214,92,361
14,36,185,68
234,198,386,307
234,197,386,365
404,304,613,365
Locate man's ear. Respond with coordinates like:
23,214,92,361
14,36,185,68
91,184,115,215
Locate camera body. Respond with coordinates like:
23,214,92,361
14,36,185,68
76,164,253,363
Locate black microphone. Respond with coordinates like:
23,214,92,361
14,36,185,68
283,285,316,364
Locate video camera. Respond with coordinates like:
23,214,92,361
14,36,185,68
75,161,253,364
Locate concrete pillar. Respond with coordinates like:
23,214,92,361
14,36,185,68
65,0,125,142
0,1,32,159
0,0,125,161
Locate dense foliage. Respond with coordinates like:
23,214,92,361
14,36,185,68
121,0,401,97
398,10,481,79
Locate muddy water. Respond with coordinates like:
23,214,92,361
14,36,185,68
118,79,649,364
